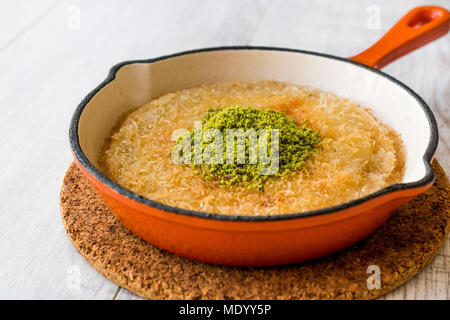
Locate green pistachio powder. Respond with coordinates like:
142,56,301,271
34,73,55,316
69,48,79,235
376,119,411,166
173,106,321,191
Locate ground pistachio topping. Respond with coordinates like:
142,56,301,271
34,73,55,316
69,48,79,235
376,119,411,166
173,105,321,190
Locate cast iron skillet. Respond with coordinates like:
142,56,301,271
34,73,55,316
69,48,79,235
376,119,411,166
70,6,449,266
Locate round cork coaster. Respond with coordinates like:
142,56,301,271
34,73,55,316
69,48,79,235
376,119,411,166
60,161,450,300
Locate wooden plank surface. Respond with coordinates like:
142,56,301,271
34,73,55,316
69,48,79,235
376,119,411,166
0,0,448,299
0,0,57,51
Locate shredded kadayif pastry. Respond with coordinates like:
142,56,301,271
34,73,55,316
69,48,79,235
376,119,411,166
100,81,405,216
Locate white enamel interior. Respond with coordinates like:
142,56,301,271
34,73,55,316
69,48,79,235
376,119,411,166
78,49,432,184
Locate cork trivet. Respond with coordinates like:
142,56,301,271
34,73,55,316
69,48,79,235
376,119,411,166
60,161,449,300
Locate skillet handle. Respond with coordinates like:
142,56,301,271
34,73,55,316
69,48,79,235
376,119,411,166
349,6,450,69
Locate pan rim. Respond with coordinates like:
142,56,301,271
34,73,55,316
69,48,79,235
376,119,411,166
69,46,438,222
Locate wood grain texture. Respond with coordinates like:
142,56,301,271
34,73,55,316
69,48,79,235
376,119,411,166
0,0,448,299
0,0,57,51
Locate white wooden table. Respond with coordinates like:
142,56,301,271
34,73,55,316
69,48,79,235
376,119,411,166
0,0,448,300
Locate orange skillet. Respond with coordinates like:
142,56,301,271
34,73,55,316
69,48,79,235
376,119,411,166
70,6,449,266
